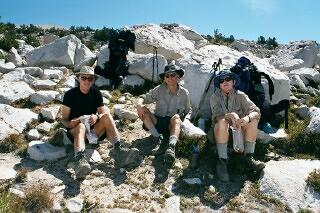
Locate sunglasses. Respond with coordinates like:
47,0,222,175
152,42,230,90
219,77,233,84
80,76,95,82
164,73,177,78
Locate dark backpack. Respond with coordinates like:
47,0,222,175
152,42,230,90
230,57,289,129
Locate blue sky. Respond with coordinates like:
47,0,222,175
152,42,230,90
0,0,319,44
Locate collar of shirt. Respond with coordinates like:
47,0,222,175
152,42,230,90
164,84,181,96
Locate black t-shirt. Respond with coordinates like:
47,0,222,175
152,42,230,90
62,86,104,120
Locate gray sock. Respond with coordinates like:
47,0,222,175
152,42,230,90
216,143,228,159
149,127,160,138
244,141,256,155
110,137,121,147
74,146,85,157
169,135,178,146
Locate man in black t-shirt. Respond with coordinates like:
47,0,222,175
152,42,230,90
59,66,140,178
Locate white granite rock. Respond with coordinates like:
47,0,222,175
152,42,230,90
15,67,44,77
295,105,310,119
307,107,320,133
26,35,95,68
183,178,202,185
32,79,57,90
270,40,320,71
30,90,59,105
114,107,139,121
164,196,181,213
0,61,15,73
96,45,110,69
127,52,167,81
63,75,77,88
7,47,23,66
257,129,288,143
36,121,56,134
122,74,145,87
1,69,25,81
41,105,61,120
66,197,83,213
0,104,38,140
43,69,64,80
28,140,66,161
260,160,320,212
27,129,41,141
129,24,195,61
100,90,112,99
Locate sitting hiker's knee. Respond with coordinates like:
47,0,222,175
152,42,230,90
74,123,86,134
100,112,113,124
215,119,229,130
170,114,181,124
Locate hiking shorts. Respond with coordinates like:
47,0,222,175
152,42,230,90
142,116,171,135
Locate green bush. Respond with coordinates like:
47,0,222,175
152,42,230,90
25,34,40,47
0,33,19,51
306,169,320,192
306,96,320,107
205,29,235,45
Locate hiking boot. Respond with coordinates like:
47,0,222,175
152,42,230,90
245,154,265,172
151,135,165,155
164,144,175,165
74,152,91,178
113,142,140,168
260,123,274,134
216,158,229,182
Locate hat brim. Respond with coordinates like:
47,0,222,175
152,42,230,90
214,72,240,88
75,72,99,79
159,69,184,80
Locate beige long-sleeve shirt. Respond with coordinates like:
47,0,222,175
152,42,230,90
210,89,260,122
142,83,192,120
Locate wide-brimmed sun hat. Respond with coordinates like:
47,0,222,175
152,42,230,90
159,64,185,80
213,69,240,88
75,66,98,79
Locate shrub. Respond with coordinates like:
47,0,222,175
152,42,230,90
306,169,320,192
24,184,53,213
306,96,320,107
0,134,27,155
0,33,19,51
205,29,235,45
0,191,24,213
25,34,40,47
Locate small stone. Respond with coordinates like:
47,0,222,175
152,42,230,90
183,178,202,185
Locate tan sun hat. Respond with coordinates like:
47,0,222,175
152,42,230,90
75,66,98,79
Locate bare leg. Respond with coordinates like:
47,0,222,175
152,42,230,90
69,123,86,154
138,107,157,130
94,112,119,141
169,114,181,138
242,119,259,142
214,118,229,144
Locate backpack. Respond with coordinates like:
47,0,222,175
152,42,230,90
230,57,289,129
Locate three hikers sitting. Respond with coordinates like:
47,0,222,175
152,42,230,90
136,63,192,166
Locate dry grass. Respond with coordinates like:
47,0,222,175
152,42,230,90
24,184,54,213
16,167,29,183
0,134,27,156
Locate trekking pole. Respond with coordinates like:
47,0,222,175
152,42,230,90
152,46,155,86
155,46,158,82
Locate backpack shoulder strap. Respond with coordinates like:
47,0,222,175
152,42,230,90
260,72,274,101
